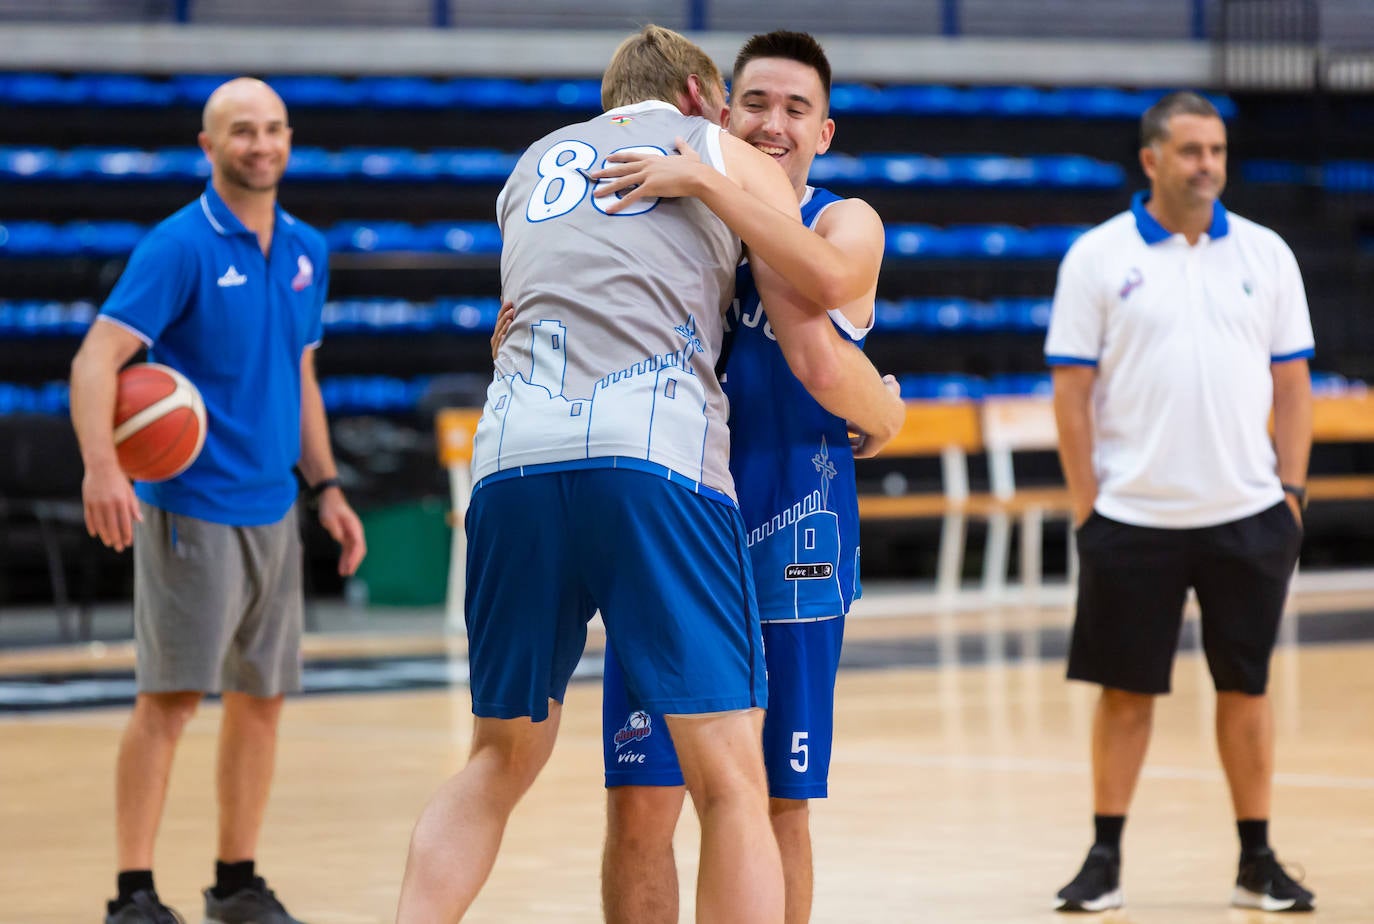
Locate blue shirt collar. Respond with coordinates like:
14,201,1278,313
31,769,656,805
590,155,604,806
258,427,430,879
198,181,296,239
1130,190,1229,244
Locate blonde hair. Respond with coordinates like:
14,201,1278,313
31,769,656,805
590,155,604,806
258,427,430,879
601,24,724,111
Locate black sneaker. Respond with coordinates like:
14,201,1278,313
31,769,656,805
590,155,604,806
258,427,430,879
1233,848,1315,913
203,877,307,924
1055,844,1124,913
105,890,185,924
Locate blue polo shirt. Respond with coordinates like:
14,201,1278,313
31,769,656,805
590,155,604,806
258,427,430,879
99,183,328,526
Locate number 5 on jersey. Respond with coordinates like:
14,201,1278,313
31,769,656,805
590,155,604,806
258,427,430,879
525,139,665,222
790,731,810,773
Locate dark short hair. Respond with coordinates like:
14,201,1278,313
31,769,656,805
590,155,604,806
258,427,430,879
1140,91,1222,147
732,30,832,112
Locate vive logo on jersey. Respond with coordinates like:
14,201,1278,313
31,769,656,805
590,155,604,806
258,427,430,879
785,563,834,581
216,265,247,287
616,752,647,764
613,710,654,751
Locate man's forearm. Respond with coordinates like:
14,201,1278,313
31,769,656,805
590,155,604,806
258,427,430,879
1272,380,1313,488
1052,375,1099,521
70,349,122,474
694,168,868,311
297,374,338,485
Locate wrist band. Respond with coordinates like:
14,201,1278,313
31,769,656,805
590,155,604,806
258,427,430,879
308,476,342,500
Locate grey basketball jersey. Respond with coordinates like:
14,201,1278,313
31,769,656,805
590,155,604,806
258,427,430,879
474,100,743,501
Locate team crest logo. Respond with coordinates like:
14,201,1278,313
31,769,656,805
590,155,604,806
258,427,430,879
291,254,314,292
613,711,653,750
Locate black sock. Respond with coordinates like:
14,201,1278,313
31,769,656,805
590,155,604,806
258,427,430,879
110,870,155,909
213,859,256,898
1238,819,1270,855
1094,814,1126,852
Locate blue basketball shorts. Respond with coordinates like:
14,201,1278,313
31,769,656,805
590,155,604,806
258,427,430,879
464,467,766,722
603,614,846,799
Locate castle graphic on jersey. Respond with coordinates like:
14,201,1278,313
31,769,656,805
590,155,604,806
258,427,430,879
746,437,845,616
475,316,711,478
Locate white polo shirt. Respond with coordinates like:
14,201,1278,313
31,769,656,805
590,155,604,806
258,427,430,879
1045,192,1314,529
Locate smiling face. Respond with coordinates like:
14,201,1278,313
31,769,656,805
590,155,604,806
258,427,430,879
199,78,292,195
1141,112,1228,212
726,56,835,194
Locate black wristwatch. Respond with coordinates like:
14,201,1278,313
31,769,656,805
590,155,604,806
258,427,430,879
1281,483,1307,511
307,476,343,505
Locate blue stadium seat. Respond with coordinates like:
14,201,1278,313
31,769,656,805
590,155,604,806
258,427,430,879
362,76,456,109
986,373,1053,396
1033,154,1125,188
945,224,1031,258
1323,161,1374,193
886,224,954,258
0,222,67,256
437,298,504,331
324,221,422,253
87,75,177,107
420,222,503,254
999,297,1054,332
0,147,59,180
898,374,986,401
149,148,210,180
266,75,362,107
68,221,147,256
2,73,89,105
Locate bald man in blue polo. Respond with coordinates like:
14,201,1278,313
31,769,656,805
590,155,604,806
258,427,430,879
71,77,366,924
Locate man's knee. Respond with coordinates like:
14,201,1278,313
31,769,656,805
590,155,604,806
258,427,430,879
469,714,560,792
607,786,684,846
132,691,203,739
1100,688,1155,727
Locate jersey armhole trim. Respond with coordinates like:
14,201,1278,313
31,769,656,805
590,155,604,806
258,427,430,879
703,125,727,177
828,308,871,341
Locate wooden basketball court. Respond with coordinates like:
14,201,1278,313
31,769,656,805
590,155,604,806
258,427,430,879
1,591,1371,923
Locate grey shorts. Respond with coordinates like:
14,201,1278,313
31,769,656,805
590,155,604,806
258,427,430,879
133,501,304,696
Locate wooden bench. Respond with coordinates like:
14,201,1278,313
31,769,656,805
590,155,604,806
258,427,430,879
860,396,1073,602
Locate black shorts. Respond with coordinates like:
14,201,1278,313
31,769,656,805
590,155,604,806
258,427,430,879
1068,501,1303,695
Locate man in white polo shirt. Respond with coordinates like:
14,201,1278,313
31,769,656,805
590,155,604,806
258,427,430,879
1047,91,1315,914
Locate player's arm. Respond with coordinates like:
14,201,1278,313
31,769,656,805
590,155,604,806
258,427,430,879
299,346,366,576
70,318,145,551
753,196,903,452
751,256,904,451
1271,357,1313,524
593,134,873,310
1052,365,1098,527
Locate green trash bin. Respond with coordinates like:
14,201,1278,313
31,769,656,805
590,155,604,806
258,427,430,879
353,496,452,607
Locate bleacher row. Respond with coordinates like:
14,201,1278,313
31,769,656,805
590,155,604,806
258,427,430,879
0,296,1059,338
12,147,1374,192
0,73,1237,119
1243,160,1374,194
1,371,1362,418
0,147,1127,189
0,219,1089,259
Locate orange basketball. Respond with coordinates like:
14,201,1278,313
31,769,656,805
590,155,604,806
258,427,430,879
113,363,207,482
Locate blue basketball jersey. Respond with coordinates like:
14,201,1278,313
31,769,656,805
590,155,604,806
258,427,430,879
722,186,866,623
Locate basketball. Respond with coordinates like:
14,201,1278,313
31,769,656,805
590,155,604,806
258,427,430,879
113,362,207,482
